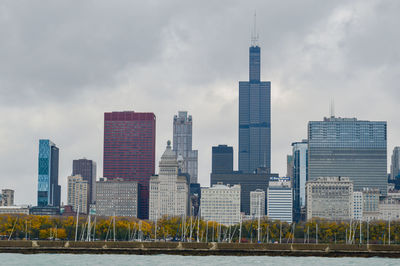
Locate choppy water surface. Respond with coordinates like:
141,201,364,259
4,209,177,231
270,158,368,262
0,254,399,266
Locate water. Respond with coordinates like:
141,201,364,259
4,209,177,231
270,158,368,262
0,254,398,266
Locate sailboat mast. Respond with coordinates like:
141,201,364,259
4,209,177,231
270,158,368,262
75,205,80,242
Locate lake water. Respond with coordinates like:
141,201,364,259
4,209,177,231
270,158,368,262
0,254,399,266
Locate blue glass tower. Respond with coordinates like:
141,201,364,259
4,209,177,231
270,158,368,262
308,117,387,195
38,139,61,207
291,140,308,222
239,42,271,173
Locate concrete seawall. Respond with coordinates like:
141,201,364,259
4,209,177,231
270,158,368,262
1,241,400,257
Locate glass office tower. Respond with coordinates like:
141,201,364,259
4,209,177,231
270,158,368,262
308,117,387,194
291,140,308,222
239,44,271,173
38,139,61,207
212,145,234,174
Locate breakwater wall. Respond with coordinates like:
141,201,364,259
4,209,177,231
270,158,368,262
1,241,400,257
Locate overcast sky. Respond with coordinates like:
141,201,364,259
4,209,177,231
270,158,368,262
1,0,400,205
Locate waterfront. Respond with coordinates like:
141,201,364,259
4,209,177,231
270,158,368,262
0,254,399,266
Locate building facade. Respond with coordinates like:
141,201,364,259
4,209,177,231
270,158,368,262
250,189,265,219
200,183,241,225
379,198,400,221
189,183,201,217
37,139,61,207
286,155,293,180
239,42,271,174
149,141,189,220
291,140,308,222
308,117,387,194
67,175,89,214
210,169,277,215
103,111,155,219
306,177,354,221
212,145,234,174
95,178,138,217
1,189,14,206
267,177,293,223
72,159,97,204
353,191,363,220
391,147,400,180
173,111,198,184
0,206,29,215
362,188,380,221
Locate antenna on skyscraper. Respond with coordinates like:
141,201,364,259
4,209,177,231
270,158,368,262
329,98,335,118
251,11,259,47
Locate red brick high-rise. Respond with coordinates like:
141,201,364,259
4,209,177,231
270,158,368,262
103,111,156,219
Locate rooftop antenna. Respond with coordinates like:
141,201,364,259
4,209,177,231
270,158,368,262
251,11,259,47
329,98,335,118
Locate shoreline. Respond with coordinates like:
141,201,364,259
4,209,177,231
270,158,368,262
1,241,400,257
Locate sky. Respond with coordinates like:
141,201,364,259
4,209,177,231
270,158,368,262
1,0,400,205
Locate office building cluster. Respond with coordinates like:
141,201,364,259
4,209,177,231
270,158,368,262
4,34,400,225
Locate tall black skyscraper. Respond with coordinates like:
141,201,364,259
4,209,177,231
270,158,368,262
238,29,271,173
212,145,233,174
72,159,97,204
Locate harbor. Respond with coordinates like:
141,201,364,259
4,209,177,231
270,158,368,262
1,241,400,258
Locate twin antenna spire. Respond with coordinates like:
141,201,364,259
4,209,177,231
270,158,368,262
251,11,259,47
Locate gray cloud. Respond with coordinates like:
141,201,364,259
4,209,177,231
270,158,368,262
1,0,399,205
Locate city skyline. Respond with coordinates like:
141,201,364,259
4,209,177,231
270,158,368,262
1,1,400,205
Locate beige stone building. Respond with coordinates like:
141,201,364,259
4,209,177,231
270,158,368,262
306,177,353,220
200,183,241,225
67,175,89,214
1,189,14,206
149,141,189,220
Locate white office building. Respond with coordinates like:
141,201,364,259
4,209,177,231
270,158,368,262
306,177,353,221
267,177,293,223
200,183,241,225
250,189,265,219
149,141,189,221
362,188,380,221
67,175,89,214
96,178,138,217
0,205,29,215
379,198,400,221
353,191,363,220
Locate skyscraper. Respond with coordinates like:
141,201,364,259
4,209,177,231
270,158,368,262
72,159,96,206
308,117,387,194
72,159,96,205
239,36,271,173
173,111,198,183
291,140,308,222
149,141,189,220
37,139,61,207
212,145,233,174
103,111,156,219
390,147,400,180
267,177,293,223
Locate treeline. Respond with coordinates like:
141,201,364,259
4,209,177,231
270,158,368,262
0,214,399,244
